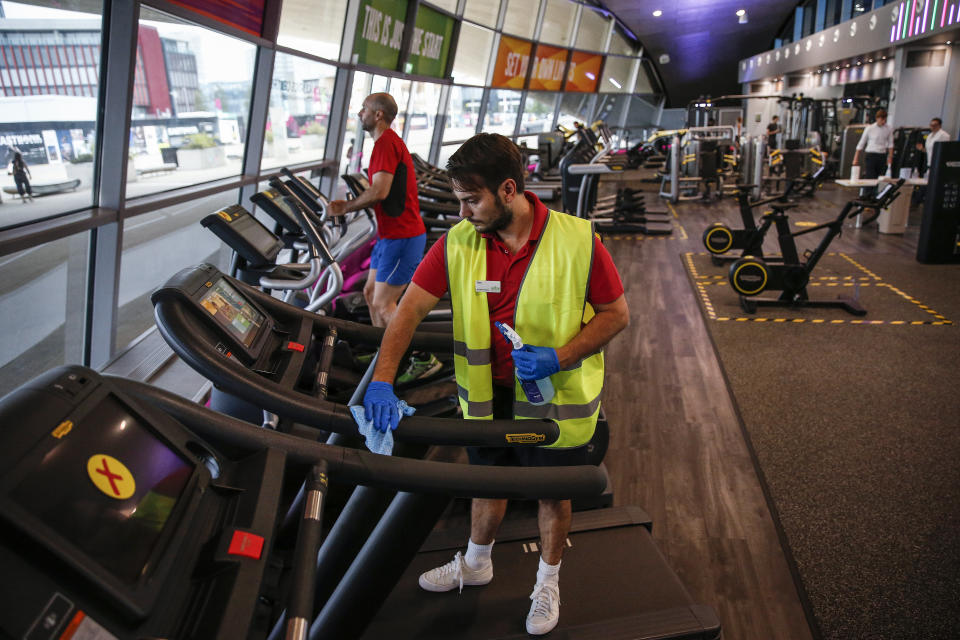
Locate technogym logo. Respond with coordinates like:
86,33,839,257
739,274,764,282
506,433,547,444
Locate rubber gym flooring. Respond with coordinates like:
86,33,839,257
606,176,960,640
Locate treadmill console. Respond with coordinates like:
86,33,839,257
0,366,287,639
250,187,303,235
201,204,283,269
153,263,275,363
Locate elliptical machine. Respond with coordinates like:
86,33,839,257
728,179,904,315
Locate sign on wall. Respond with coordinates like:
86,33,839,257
490,35,533,89
565,50,603,92
168,0,265,37
353,0,409,70
405,4,455,78
529,44,567,91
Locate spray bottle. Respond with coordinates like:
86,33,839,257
495,321,555,406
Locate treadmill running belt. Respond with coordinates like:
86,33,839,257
361,507,720,639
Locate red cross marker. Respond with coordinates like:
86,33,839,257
86,454,135,500
95,457,123,496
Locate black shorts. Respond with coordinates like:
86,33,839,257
466,385,588,467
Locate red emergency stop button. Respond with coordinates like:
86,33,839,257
286,341,305,352
228,530,264,559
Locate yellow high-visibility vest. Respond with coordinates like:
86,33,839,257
445,209,604,448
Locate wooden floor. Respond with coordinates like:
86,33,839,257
593,176,922,640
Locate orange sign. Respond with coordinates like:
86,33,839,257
565,51,603,93
491,35,532,89
529,44,567,91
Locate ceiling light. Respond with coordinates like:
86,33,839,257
736,9,746,16
738,10,748,24
653,9,662,17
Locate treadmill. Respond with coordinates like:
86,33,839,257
0,365,605,640
150,265,722,640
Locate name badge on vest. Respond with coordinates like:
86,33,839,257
475,280,501,293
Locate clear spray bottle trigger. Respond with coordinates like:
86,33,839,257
494,322,554,406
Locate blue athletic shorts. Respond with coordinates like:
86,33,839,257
370,233,427,285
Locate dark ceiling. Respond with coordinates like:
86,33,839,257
601,0,799,107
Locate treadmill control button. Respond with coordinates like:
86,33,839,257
228,530,264,559
285,341,305,352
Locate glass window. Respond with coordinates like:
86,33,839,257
574,7,609,52
607,26,636,56
338,71,373,195
425,0,458,13
444,85,483,142
539,0,577,46
635,59,656,95
115,190,236,351
502,0,539,38
389,77,412,136
405,82,441,159
0,1,102,227
482,89,521,136
600,55,635,93
557,92,594,129
276,0,348,61
261,52,336,172
518,92,557,135
0,232,89,398
451,23,493,86
127,8,256,200
463,0,500,27
437,142,459,168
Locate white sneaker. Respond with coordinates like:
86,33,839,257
418,551,493,593
526,582,560,635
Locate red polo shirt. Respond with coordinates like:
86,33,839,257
368,128,424,238
411,192,624,386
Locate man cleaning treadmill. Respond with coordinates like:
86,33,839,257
328,92,438,381
362,133,629,635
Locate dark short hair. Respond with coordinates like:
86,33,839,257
446,133,525,195
875,109,888,119
367,92,398,124
931,117,942,126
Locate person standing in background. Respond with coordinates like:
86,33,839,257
918,117,951,174
9,152,33,203
852,109,894,179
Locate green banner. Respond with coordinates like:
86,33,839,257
353,0,408,70
404,4,455,78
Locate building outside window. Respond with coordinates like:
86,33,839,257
126,7,256,199
0,1,102,227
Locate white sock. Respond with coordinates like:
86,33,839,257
464,539,494,569
537,556,561,586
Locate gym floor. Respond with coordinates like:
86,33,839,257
594,174,959,640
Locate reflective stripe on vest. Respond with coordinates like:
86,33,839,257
445,209,604,447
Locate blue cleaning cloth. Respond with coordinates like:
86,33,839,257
349,402,416,455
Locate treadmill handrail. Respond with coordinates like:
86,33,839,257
152,289,561,447
110,377,600,500
261,254,324,290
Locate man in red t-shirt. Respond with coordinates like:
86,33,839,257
328,93,438,380
362,133,629,634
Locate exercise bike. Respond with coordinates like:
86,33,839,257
728,179,904,316
702,183,791,264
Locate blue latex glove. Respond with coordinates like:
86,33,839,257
364,381,403,432
351,402,415,455
512,345,560,381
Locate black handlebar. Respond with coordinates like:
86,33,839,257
152,299,560,447
110,378,602,500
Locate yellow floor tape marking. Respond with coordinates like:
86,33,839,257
687,255,954,325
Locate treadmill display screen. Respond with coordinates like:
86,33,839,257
9,395,195,584
199,278,264,348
